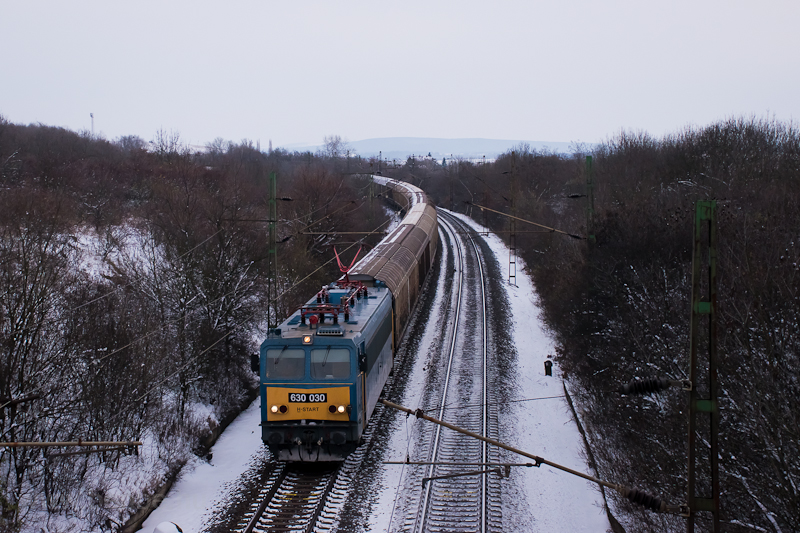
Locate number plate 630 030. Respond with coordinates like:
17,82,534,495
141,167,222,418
288,393,327,403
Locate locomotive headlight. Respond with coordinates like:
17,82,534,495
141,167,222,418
302,335,313,345
337,405,346,414
271,405,279,413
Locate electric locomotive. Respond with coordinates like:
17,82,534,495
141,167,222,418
260,274,393,461
259,176,437,461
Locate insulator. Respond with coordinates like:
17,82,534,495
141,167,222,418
625,487,665,512
619,378,671,395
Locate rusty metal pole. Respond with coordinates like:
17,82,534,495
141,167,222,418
686,200,720,532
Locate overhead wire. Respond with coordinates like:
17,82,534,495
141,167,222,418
12,177,357,335
70,228,225,313
5,227,227,340
103,213,396,426
281,175,347,225
426,394,568,413
292,199,363,235
465,201,585,239
5,201,385,431
27,175,397,432
471,174,511,203
10,188,371,372
87,261,256,369
3,176,392,440
86,196,378,370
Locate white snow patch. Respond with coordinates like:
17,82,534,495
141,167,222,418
137,398,263,533
451,211,609,532
72,222,153,281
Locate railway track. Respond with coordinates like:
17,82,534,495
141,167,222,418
238,464,335,533
403,211,502,533
223,210,502,533
232,400,387,533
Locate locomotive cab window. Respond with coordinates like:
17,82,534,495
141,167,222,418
310,347,351,379
266,347,305,379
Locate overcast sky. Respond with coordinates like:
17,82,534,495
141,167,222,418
2,1,798,149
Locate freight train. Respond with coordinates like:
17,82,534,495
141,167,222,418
258,176,438,461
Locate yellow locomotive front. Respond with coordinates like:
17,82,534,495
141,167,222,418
265,385,352,422
259,277,395,462
260,339,366,462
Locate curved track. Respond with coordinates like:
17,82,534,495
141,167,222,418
221,209,504,533
407,211,501,533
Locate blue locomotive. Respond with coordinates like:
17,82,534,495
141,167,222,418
259,177,437,461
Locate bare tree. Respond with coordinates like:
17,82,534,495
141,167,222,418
205,137,231,156
0,190,80,526
114,135,147,153
321,134,350,160
151,128,187,164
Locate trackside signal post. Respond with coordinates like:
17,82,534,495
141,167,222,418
687,200,720,531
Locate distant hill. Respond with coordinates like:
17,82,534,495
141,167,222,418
286,137,576,161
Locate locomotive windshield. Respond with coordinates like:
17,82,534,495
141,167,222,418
310,347,351,379
266,347,305,379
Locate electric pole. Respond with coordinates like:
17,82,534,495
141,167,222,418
686,200,720,532
509,151,517,286
267,171,278,329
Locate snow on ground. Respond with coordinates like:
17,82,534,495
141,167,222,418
136,212,609,533
74,223,152,281
451,211,609,532
137,398,263,533
364,218,458,531
361,210,609,531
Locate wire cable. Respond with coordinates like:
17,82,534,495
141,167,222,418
102,215,394,427
70,228,224,313
90,201,389,370
425,395,568,413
